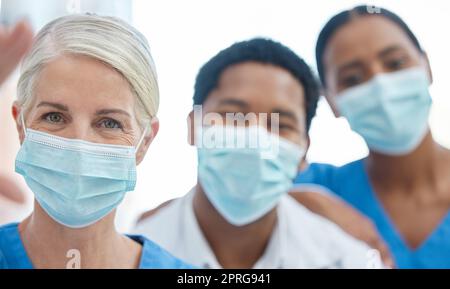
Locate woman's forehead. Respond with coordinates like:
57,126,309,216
32,55,136,112
323,16,420,67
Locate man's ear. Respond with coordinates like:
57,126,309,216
136,117,159,166
187,110,195,146
423,52,433,85
298,135,310,172
12,101,25,144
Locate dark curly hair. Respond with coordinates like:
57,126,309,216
193,38,320,132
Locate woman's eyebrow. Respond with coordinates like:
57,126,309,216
378,45,405,58
95,108,131,117
337,60,363,75
37,101,69,111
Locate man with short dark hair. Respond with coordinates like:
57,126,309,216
135,38,382,269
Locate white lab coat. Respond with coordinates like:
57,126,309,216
134,188,383,269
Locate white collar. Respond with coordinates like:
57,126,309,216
180,187,286,269
135,187,377,269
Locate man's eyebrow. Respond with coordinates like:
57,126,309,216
36,101,69,111
218,98,249,108
95,109,131,117
272,108,299,123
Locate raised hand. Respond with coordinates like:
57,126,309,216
0,20,33,85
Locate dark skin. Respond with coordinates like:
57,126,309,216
138,59,394,266
322,15,450,250
188,61,307,268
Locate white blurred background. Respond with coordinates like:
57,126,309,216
0,0,449,232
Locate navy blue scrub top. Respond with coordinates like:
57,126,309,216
0,222,193,269
295,158,450,269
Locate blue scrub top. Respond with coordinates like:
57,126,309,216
0,223,193,269
295,158,450,269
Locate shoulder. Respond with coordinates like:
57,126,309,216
295,162,337,184
279,196,380,268
297,159,366,180
133,192,191,244
0,222,19,233
295,159,366,193
336,158,366,175
0,250,6,269
133,235,195,269
0,223,19,246
136,199,175,223
0,223,20,269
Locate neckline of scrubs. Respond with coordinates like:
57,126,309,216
359,159,450,254
2,223,33,268
7,223,149,269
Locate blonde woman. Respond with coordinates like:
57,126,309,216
0,14,192,269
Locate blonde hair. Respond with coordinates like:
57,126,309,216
17,14,159,126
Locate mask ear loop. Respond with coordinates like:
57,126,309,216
20,111,27,137
135,121,151,152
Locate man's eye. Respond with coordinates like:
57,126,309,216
44,112,63,123
279,124,296,132
100,118,122,129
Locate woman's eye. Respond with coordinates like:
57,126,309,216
100,118,122,129
341,74,363,88
386,58,406,71
44,112,63,124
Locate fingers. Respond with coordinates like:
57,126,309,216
362,221,396,268
8,21,34,64
0,20,34,84
0,174,27,204
0,25,5,37
372,238,396,268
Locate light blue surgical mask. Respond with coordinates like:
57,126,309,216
336,67,432,155
196,125,304,226
15,116,148,228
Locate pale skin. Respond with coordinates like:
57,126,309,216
319,15,450,251
11,54,159,268
0,20,33,84
188,62,308,269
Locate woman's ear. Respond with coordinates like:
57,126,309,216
136,117,159,165
11,101,25,144
324,93,340,118
187,110,195,146
322,77,341,118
